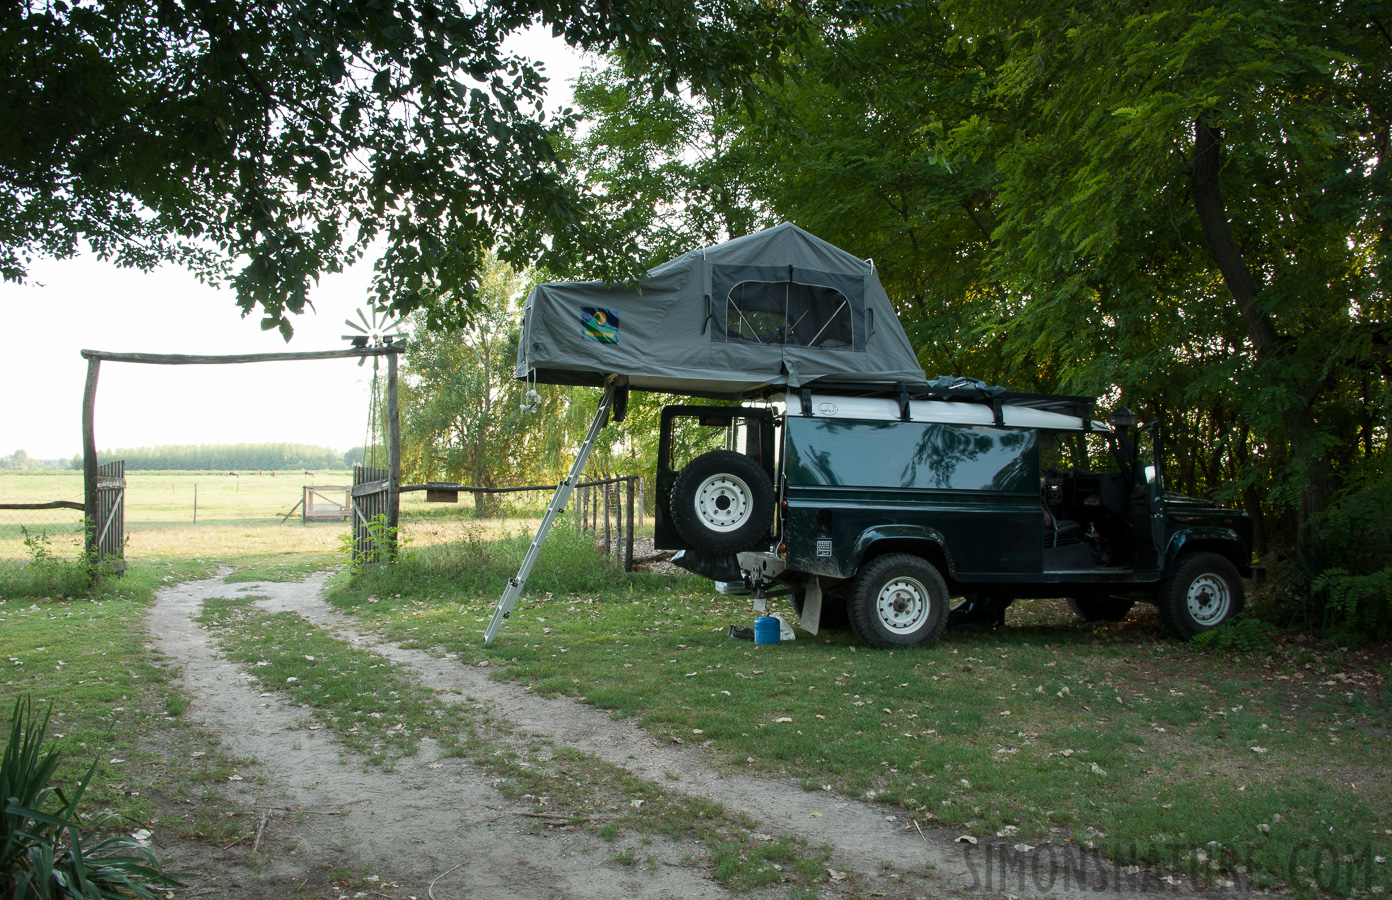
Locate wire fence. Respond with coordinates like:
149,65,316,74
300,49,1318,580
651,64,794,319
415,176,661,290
0,503,86,589
397,476,647,570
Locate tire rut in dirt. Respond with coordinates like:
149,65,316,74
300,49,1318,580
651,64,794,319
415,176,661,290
148,574,732,900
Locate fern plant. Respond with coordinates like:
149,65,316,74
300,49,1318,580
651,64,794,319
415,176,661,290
2,696,183,899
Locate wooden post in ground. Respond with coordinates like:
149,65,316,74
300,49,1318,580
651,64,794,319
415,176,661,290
603,483,611,558
386,349,401,555
625,477,635,571
81,356,100,575
638,476,645,529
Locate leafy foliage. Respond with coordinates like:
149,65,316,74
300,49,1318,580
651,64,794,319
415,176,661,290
399,254,678,494
1,696,182,899
341,512,406,572
1,0,804,335
562,62,770,269
570,0,1391,570
400,255,576,492
1191,616,1278,654
1310,569,1392,645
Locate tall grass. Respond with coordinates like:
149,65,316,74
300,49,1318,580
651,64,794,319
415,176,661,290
343,518,677,605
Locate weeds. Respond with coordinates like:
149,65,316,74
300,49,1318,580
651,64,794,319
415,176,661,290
340,513,407,572
1,696,183,899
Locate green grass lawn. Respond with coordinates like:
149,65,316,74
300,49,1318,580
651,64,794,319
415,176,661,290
2,483,1388,897
325,526,1392,897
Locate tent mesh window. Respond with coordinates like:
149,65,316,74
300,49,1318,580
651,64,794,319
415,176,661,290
725,280,854,348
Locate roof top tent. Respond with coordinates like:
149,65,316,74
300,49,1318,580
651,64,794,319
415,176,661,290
486,224,928,643
515,222,928,398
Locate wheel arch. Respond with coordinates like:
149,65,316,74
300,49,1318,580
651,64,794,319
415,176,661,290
851,526,953,579
1163,530,1252,577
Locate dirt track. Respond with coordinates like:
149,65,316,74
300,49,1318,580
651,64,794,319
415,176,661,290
146,572,1233,899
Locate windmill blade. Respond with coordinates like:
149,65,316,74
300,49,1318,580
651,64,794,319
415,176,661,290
344,318,367,333
358,354,368,367
357,308,372,330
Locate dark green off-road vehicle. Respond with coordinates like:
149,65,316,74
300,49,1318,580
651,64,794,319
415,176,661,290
655,380,1264,649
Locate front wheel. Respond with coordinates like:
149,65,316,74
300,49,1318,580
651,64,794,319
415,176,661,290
848,554,949,649
1158,552,1245,639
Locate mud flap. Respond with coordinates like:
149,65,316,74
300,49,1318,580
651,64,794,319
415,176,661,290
799,577,823,636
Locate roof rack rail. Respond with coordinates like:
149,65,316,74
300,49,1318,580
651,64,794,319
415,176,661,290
760,378,1096,423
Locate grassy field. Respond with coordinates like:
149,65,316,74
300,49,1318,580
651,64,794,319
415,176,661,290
0,469,561,585
327,532,1392,898
2,469,1389,896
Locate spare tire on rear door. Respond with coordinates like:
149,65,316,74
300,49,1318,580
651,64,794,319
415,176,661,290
669,450,775,552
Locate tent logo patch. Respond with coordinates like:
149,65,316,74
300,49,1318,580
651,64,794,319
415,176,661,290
581,307,619,343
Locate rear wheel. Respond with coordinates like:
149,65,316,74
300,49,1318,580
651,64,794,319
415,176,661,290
848,554,949,649
1066,596,1135,622
669,450,774,553
1158,552,1244,639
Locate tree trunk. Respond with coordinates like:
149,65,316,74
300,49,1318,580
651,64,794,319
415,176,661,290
1189,115,1334,555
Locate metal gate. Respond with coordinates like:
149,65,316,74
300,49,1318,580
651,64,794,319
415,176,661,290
94,460,126,570
351,464,390,564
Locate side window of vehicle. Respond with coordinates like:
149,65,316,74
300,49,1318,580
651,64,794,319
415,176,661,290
665,412,766,473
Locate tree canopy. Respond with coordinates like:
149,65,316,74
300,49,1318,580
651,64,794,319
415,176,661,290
570,0,1391,562
1,0,800,336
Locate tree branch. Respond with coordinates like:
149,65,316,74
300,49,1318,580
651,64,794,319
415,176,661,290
1188,114,1280,355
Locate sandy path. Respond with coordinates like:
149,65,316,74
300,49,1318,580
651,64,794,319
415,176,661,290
150,572,1224,899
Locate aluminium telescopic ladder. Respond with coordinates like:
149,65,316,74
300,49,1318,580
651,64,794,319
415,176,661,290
484,380,619,644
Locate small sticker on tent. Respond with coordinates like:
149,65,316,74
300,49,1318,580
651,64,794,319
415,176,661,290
581,308,619,343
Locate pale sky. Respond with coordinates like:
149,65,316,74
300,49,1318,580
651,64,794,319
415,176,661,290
0,28,591,462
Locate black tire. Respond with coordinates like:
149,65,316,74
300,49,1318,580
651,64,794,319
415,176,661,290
1157,552,1245,639
848,554,949,649
1066,596,1135,622
791,589,849,630
669,450,775,553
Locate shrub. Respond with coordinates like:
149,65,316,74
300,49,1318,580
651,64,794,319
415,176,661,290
2,696,183,899
1191,615,1278,653
1309,568,1392,644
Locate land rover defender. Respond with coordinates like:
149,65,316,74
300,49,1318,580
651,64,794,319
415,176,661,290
655,379,1264,648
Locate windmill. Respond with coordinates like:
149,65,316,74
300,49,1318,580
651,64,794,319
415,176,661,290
342,306,406,364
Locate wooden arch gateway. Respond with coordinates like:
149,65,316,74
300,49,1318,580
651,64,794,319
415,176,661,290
78,346,403,574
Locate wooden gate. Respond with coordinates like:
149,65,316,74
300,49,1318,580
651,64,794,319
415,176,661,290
93,460,126,570
351,464,391,564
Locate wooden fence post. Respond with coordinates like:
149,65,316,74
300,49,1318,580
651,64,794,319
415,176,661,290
81,355,100,574
603,483,611,558
386,349,401,554
625,477,635,571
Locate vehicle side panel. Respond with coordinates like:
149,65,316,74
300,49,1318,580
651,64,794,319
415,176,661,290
782,417,1043,578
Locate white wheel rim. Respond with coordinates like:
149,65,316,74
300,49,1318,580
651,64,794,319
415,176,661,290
876,576,931,634
693,473,753,532
1186,573,1231,626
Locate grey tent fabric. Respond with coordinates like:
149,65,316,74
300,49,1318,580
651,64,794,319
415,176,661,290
515,223,927,399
